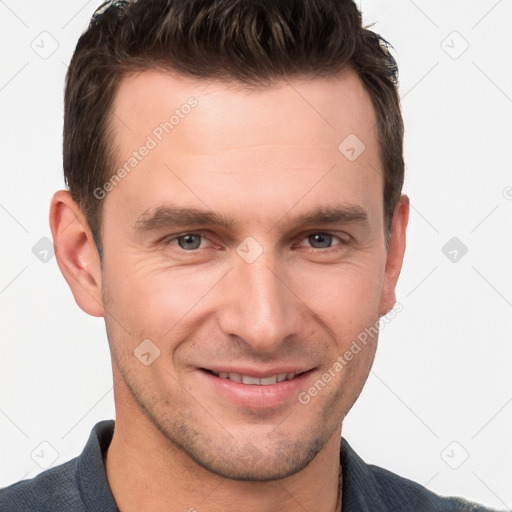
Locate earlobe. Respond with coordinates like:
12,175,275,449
49,190,104,317
379,194,410,317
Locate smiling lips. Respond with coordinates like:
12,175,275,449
201,367,313,409
210,370,298,385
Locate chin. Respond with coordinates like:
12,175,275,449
174,429,327,482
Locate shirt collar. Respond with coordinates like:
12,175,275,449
75,419,119,511
340,437,388,511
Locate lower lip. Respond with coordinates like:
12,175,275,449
198,369,314,410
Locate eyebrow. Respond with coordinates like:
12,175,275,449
133,202,369,233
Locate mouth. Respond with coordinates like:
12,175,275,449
202,369,303,386
198,366,314,409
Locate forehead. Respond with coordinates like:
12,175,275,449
105,68,383,232
110,68,378,150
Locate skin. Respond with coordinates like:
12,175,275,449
50,67,409,512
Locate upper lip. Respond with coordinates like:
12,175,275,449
201,366,314,377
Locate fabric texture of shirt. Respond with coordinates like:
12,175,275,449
0,419,504,511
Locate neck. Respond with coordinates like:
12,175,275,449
104,406,342,512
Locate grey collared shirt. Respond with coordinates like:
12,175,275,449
0,420,503,511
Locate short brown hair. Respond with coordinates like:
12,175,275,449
63,0,404,259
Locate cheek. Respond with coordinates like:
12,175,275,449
291,261,383,339
103,257,228,340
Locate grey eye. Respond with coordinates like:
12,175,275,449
308,233,334,249
177,234,202,250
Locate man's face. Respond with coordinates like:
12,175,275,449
99,68,399,480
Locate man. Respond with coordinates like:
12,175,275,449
0,0,502,511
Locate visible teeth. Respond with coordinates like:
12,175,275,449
260,375,278,385
212,370,298,385
242,375,260,385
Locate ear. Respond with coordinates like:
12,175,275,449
379,194,410,316
49,190,104,317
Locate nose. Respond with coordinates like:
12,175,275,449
216,248,304,354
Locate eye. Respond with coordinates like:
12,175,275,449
162,232,213,251
297,232,349,251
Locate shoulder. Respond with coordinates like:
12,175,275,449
0,457,85,512
0,419,116,512
340,438,500,511
367,462,496,511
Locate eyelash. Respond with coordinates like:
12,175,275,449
160,231,350,253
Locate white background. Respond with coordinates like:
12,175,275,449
0,1,511,509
